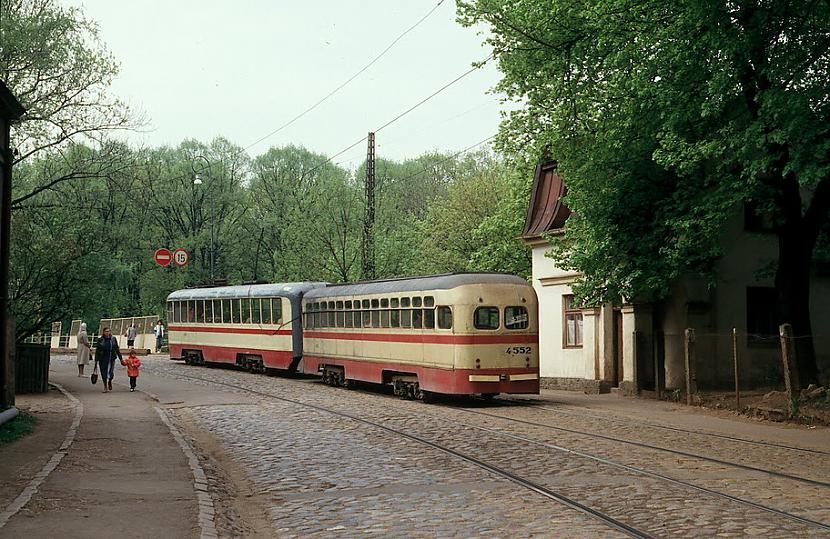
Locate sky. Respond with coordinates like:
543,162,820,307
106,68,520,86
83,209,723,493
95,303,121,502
64,0,507,166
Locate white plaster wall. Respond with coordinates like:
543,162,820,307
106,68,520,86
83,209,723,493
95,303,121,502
531,244,590,379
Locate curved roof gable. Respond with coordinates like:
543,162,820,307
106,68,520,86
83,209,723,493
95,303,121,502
521,161,570,240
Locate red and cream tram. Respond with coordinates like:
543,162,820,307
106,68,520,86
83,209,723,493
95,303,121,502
166,273,539,399
301,273,539,398
167,282,326,371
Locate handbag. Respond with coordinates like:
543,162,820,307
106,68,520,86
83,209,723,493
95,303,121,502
91,359,99,385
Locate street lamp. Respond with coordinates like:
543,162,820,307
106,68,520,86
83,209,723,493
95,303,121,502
191,155,215,282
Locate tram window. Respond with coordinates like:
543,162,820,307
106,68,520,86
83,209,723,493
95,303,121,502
252,300,261,324
381,310,390,328
196,301,204,323
214,300,222,323
401,297,410,308
413,297,422,308
222,300,231,323
438,306,453,329
204,301,212,323
474,307,499,330
391,298,399,308
371,299,379,309
337,310,345,327
362,299,370,309
381,298,389,308
424,296,434,307
505,306,529,329
228,300,238,324
273,299,283,324
263,299,273,324
412,309,423,329
345,300,352,309
174,302,182,323
390,309,400,328
344,309,354,328
371,310,380,328
187,301,196,323
362,310,371,328
401,309,411,328
424,309,435,329
328,302,336,327
241,299,251,323
328,301,335,310
336,301,343,309
167,302,174,323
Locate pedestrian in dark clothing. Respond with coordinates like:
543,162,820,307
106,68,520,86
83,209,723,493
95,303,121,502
95,327,122,392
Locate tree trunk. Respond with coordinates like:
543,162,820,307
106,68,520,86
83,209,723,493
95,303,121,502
775,225,819,388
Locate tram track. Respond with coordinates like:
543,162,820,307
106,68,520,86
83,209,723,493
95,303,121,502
166,370,653,538
457,408,830,489
159,366,830,535
501,399,830,456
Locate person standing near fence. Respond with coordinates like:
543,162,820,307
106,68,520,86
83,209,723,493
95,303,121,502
125,323,137,347
77,322,91,377
95,327,122,392
153,320,164,353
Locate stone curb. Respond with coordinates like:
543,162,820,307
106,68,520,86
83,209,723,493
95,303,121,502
0,383,83,530
155,406,218,539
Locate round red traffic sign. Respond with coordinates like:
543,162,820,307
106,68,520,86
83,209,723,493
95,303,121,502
173,248,189,267
154,248,172,267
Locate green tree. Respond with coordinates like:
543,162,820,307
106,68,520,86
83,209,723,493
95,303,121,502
460,0,830,385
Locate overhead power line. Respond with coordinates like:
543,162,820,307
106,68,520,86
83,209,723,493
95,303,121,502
241,0,448,153
300,54,494,178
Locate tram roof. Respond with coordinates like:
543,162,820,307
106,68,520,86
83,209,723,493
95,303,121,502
304,272,528,299
167,282,327,301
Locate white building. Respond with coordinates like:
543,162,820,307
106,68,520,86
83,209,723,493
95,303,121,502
521,161,830,393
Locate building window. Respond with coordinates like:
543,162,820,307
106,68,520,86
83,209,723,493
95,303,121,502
474,307,499,330
563,295,583,348
747,287,778,345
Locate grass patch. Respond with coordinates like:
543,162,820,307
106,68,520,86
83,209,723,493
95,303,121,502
0,412,37,445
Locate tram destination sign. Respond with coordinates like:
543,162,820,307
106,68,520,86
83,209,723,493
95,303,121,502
154,248,172,267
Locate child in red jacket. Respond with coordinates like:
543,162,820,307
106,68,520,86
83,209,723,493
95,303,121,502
121,348,142,392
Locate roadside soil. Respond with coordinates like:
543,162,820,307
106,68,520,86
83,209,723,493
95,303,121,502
0,387,73,509
698,388,830,425
173,406,275,538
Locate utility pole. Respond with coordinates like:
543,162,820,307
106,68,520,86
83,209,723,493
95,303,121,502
362,132,376,280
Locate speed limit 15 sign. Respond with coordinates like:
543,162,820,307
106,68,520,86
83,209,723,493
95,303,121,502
172,248,189,267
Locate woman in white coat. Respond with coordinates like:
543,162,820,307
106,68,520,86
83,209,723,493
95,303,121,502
77,322,91,376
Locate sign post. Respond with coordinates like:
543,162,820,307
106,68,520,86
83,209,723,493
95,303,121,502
154,248,172,267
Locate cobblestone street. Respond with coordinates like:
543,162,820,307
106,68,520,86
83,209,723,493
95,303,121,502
52,356,830,537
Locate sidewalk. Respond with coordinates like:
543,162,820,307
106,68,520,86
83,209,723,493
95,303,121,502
0,363,200,538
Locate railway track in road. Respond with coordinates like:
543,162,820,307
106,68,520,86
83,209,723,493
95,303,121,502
500,399,830,456
166,370,653,538
154,365,830,536
458,407,830,489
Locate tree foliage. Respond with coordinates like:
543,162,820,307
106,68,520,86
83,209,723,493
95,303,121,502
459,0,830,383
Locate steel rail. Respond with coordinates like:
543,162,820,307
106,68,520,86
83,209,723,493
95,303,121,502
460,408,830,489
510,401,830,456
168,371,654,539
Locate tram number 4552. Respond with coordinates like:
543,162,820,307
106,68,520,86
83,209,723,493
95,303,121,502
505,346,532,355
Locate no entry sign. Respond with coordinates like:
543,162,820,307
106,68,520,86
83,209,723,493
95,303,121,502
154,248,172,267
173,248,189,267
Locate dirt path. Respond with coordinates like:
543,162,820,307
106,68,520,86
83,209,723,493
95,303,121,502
0,368,199,538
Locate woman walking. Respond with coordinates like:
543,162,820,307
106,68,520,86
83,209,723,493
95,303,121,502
77,322,91,377
95,327,122,392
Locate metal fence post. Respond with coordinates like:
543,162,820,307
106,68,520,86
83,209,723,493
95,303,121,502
732,327,740,410
779,323,799,401
684,328,697,405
